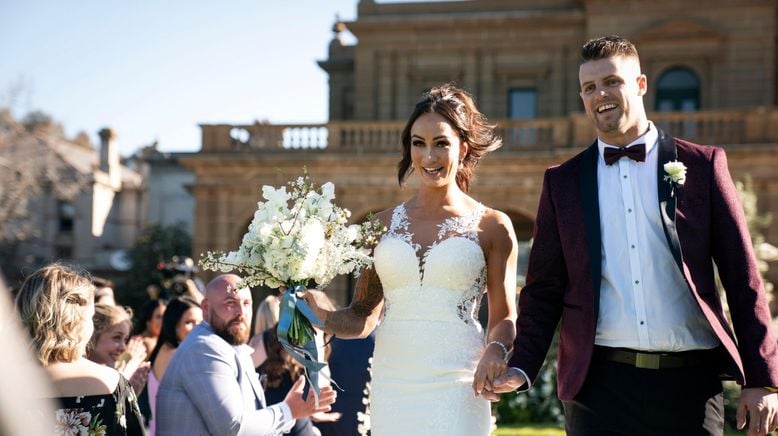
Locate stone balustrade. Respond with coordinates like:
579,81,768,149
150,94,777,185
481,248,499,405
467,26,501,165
199,107,778,153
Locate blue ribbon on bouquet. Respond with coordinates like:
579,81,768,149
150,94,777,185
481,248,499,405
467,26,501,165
277,285,334,402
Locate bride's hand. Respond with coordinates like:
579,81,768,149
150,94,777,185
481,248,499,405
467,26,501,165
472,342,508,397
294,288,334,327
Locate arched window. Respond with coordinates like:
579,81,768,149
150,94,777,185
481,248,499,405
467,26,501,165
655,67,700,112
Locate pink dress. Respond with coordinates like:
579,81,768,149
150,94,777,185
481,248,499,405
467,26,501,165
147,370,160,436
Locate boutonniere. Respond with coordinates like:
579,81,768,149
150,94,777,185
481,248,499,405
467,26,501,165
663,160,687,187
663,160,686,198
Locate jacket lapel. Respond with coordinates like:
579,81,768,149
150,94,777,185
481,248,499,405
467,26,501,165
235,345,267,408
656,128,684,270
579,141,602,313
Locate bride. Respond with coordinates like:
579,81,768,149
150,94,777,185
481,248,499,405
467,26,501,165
299,83,518,435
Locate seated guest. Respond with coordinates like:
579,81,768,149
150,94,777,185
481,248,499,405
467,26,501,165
146,296,202,436
15,264,145,435
88,303,151,395
156,274,337,436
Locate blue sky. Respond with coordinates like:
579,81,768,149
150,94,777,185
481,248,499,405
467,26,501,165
0,1,363,155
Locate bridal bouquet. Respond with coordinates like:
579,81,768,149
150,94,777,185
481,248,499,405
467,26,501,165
200,172,384,348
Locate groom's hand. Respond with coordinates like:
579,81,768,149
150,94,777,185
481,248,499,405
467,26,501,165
479,367,528,402
737,387,778,435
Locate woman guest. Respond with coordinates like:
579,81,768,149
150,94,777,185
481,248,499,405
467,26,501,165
249,294,281,368
299,83,518,435
15,264,145,435
88,303,151,396
131,298,167,356
146,296,202,436
130,298,167,424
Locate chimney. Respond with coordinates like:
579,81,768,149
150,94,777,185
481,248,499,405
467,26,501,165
98,127,120,188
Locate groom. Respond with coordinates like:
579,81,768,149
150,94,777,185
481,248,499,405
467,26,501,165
488,35,778,435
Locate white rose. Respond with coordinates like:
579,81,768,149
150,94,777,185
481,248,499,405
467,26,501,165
663,160,687,185
223,251,241,265
321,182,335,201
258,223,273,238
262,185,288,203
296,221,326,279
346,225,360,242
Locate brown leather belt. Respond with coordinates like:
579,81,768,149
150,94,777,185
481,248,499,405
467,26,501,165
593,346,717,370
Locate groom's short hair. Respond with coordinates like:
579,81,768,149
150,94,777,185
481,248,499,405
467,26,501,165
581,35,639,63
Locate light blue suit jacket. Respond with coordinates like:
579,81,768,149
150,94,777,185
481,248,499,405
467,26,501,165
156,321,294,435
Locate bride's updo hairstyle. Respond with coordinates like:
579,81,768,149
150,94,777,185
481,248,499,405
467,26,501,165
398,83,502,193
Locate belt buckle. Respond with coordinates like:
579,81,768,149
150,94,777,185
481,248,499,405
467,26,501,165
635,353,661,369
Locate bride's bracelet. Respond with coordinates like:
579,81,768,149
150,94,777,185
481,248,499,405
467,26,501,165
486,340,510,362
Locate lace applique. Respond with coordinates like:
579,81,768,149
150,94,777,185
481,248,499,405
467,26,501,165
383,203,421,253
436,203,484,243
457,266,486,326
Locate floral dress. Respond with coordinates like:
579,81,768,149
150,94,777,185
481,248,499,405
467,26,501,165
54,375,145,435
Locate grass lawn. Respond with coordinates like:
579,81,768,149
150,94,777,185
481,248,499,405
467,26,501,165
493,425,564,436
493,424,752,435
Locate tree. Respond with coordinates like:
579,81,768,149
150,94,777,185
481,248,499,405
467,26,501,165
0,108,89,280
720,175,778,429
117,223,193,313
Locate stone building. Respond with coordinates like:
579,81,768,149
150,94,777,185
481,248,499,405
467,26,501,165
131,145,197,236
4,128,144,278
184,0,778,304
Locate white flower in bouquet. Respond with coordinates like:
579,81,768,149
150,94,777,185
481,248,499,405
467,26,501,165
200,170,385,346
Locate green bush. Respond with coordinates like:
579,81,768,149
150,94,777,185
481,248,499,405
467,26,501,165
494,331,564,426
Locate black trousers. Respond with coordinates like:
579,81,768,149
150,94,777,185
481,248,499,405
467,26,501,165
564,357,725,436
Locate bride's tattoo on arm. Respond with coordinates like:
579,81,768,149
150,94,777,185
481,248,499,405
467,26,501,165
325,267,383,337
351,267,383,317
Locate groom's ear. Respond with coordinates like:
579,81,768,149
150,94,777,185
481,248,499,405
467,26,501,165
637,74,647,97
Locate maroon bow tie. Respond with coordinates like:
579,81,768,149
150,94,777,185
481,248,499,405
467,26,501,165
603,143,646,165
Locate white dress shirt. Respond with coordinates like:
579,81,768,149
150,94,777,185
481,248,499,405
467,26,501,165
594,122,718,351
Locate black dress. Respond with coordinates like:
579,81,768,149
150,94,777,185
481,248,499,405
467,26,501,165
54,374,145,435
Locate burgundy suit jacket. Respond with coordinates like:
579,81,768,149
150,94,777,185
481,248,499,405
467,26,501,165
509,129,778,401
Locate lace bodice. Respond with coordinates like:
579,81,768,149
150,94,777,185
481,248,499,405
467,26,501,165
374,202,487,326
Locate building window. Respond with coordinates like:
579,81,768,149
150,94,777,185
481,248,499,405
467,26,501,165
655,67,700,112
508,88,537,119
58,201,75,232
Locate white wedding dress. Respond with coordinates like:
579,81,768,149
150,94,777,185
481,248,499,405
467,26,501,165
370,203,492,435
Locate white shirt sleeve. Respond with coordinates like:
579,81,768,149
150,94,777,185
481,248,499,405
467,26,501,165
277,402,296,433
511,367,532,392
